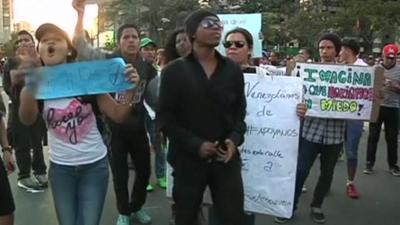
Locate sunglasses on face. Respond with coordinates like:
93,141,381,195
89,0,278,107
223,40,246,48
200,19,223,29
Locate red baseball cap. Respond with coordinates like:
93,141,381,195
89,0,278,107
383,44,399,58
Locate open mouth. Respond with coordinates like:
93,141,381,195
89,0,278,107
48,46,55,54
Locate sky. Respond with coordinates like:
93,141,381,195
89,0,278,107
14,0,98,38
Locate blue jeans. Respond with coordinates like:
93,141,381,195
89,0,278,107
345,120,363,168
49,157,109,225
293,138,342,210
146,115,166,179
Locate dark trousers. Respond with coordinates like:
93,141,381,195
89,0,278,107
366,106,399,168
0,156,15,216
13,117,47,179
208,207,255,225
109,128,150,215
173,155,244,225
293,138,342,210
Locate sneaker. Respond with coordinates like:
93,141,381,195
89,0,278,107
117,214,131,225
133,209,152,224
17,177,43,193
363,165,373,174
275,216,291,224
302,185,308,193
34,174,48,187
346,183,360,199
389,165,400,176
146,184,154,192
310,208,326,224
157,177,167,189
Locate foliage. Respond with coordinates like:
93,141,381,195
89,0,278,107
102,0,199,46
101,0,400,53
285,0,400,53
1,33,18,58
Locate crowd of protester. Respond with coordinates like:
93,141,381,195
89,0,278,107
1,1,400,225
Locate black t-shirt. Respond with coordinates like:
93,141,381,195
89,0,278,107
106,52,157,132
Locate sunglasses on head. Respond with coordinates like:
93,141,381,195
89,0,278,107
223,41,246,48
200,19,223,29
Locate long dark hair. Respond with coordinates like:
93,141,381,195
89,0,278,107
164,28,185,64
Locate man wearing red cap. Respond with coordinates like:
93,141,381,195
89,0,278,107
365,43,400,176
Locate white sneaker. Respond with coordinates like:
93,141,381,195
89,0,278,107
17,177,44,193
117,214,131,225
34,174,48,187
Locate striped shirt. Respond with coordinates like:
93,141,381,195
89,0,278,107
381,64,400,108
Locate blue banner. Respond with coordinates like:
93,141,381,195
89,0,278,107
27,58,134,99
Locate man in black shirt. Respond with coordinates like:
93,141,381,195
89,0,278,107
2,30,47,191
160,9,246,225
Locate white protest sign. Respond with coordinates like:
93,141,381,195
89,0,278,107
166,72,302,218
241,74,301,218
217,14,262,57
294,63,375,120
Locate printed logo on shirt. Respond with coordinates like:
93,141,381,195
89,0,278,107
45,99,95,145
115,91,128,104
115,80,147,104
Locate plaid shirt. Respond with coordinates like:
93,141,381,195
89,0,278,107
302,117,346,145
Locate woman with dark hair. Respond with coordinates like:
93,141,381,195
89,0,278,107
164,28,192,64
209,27,307,225
223,27,254,70
18,23,140,225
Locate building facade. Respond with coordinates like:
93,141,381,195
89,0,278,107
0,0,14,43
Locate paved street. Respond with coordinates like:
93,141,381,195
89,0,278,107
7,130,400,225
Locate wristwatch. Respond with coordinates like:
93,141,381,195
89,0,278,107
1,146,12,153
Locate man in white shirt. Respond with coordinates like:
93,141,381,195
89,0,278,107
338,39,368,199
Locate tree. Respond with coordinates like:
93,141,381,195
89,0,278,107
102,0,199,46
284,0,400,54
1,33,17,58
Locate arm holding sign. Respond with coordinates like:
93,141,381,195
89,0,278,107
96,64,140,123
19,87,39,125
72,0,106,61
17,44,42,125
296,103,307,118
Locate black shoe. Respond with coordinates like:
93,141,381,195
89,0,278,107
389,165,400,176
310,208,326,224
275,216,291,224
